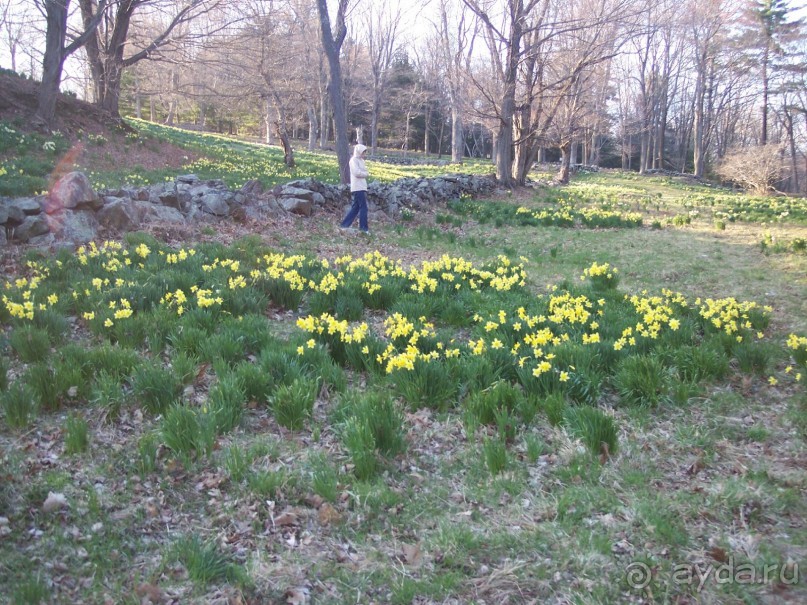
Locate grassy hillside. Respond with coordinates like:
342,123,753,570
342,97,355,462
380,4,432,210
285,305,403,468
1,125,807,604
0,117,493,197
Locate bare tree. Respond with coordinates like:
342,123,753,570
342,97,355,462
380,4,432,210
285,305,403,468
33,0,107,128
362,3,401,156
317,0,352,184
461,0,546,186
77,0,224,120
1,0,32,73
716,143,784,193
435,0,478,163
686,0,733,177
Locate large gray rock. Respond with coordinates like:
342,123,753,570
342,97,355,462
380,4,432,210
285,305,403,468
97,198,140,231
133,187,151,201
142,204,185,224
12,215,49,241
10,197,43,215
0,200,25,224
199,192,231,216
47,210,99,243
280,186,318,200
0,203,8,224
28,233,55,247
0,228,6,246
46,172,99,212
281,197,313,216
240,180,263,196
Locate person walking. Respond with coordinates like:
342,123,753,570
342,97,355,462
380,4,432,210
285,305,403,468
340,144,370,234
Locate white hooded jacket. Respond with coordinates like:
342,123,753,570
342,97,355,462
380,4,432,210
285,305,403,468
349,144,369,192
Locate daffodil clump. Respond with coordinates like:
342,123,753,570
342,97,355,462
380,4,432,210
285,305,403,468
296,312,374,368
513,203,642,229
696,297,771,339
338,252,407,308
1,233,801,429
581,261,620,291
407,254,527,295
787,334,807,373
579,207,643,228
516,205,576,227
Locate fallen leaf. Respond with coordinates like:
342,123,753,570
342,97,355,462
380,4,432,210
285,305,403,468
135,582,163,604
195,362,210,383
42,491,68,513
402,543,423,567
599,442,610,464
708,546,729,563
686,457,705,476
285,586,309,605
274,511,298,527
318,503,341,526
305,494,324,509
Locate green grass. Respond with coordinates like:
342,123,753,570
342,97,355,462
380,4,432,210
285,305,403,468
1,137,806,603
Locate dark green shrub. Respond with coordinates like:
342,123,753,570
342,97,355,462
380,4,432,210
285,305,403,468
132,362,183,414
541,392,567,426
161,404,215,463
563,406,619,457
464,381,524,427
393,358,459,411
2,383,37,428
9,326,50,363
614,355,670,407
734,341,775,376
273,377,318,431
346,390,407,458
168,534,246,587
206,374,245,434
342,417,378,480
482,437,508,475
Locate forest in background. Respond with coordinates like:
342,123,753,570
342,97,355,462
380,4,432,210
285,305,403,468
1,0,806,190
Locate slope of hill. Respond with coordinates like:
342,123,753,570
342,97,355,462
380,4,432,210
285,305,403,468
0,71,198,189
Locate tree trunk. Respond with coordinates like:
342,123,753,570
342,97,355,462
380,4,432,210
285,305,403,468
657,92,668,170
165,70,179,126
370,90,381,155
761,45,769,146
693,55,707,178
451,106,463,164
785,109,798,192
319,90,328,148
276,122,295,167
423,104,430,156
556,142,571,184
265,98,273,145
317,0,350,184
437,117,445,158
34,1,69,129
307,105,318,152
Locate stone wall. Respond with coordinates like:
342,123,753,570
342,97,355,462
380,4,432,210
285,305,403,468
0,171,498,247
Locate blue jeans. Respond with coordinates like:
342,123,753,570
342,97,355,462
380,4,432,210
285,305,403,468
341,190,368,231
